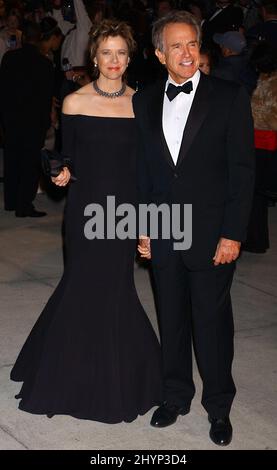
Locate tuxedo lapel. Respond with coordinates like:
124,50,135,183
147,79,175,169
176,73,213,168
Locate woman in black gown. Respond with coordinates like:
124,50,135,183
10,20,162,423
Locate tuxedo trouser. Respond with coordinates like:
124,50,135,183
152,250,236,418
4,143,41,213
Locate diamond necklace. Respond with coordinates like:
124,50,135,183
92,80,126,98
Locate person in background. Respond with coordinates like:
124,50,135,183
212,29,258,93
61,0,92,67
246,0,277,47
0,0,6,29
0,8,22,63
155,0,173,19
243,42,277,253
212,30,246,78
39,16,63,62
0,20,54,217
236,0,261,32
50,0,74,35
202,0,244,43
185,1,206,27
199,45,213,74
39,17,64,155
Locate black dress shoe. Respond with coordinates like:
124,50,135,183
208,416,232,446
15,209,47,218
150,402,189,428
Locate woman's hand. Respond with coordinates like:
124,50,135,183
51,167,71,186
138,235,151,259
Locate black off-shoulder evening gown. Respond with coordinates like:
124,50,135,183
10,114,162,423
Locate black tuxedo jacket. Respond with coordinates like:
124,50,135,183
0,44,54,148
133,73,255,270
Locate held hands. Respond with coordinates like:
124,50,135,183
138,235,151,259
213,237,241,266
51,167,71,187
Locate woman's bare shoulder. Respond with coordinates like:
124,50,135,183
75,82,94,95
125,85,136,97
62,93,82,115
62,84,93,114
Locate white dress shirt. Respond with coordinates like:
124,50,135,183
162,70,200,165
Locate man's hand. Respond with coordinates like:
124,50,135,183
138,235,151,259
213,237,241,266
51,167,71,186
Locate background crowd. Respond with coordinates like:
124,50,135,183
0,0,276,252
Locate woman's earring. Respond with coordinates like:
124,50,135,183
94,63,97,68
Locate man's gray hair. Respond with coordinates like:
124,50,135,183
152,10,201,52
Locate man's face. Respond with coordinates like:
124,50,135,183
155,23,200,84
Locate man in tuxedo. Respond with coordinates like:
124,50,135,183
0,21,54,217
133,10,254,445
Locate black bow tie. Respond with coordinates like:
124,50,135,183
166,81,193,101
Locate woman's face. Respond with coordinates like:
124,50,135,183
94,35,129,80
199,53,210,75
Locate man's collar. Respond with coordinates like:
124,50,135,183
166,69,201,89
